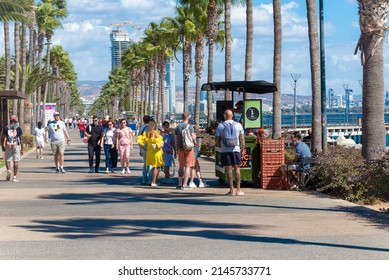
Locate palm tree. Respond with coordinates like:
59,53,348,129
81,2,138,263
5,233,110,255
35,0,67,124
306,0,322,153
355,0,387,160
272,0,282,139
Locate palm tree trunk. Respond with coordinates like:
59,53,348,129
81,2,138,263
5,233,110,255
245,0,253,100
207,41,215,126
153,61,158,118
272,0,282,139
21,23,32,134
306,0,322,153
224,0,232,100
4,22,11,91
42,36,52,126
14,22,21,119
183,39,192,112
358,0,387,160
194,36,204,131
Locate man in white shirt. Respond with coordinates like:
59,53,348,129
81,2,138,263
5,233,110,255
45,112,71,173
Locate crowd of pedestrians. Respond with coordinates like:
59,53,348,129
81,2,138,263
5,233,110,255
0,111,207,190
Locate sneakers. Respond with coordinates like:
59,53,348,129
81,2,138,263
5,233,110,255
150,183,158,187
198,182,205,188
181,185,191,190
189,182,196,188
36,154,39,159
11,176,18,182
121,169,126,174
40,156,43,159
6,170,12,181
56,167,60,173
60,167,66,174
88,168,94,173
110,168,115,173
126,168,131,174
105,168,110,174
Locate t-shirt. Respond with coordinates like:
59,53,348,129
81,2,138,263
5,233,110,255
162,132,175,153
175,122,195,150
296,141,311,167
48,120,67,143
104,129,116,145
2,125,23,148
86,124,104,143
215,120,244,153
78,122,86,131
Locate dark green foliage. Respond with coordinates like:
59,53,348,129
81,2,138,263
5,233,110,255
312,146,389,203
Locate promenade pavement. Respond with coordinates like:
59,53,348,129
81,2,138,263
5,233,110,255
1,128,389,260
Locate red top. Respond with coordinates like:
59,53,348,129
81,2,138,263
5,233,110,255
78,122,86,131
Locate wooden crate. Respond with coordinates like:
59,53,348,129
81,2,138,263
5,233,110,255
260,151,285,165
261,176,286,190
260,165,282,178
261,139,285,153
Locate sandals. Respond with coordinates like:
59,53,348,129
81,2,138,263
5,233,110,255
225,191,245,196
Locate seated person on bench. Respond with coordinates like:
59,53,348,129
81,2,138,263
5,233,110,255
281,131,311,189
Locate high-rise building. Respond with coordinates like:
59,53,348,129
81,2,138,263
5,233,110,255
164,57,176,113
110,30,132,70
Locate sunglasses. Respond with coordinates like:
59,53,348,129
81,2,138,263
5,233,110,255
108,123,113,125
93,119,98,122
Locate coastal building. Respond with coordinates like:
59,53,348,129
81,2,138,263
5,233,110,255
110,30,132,70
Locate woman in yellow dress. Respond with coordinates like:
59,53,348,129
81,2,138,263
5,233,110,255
137,120,164,187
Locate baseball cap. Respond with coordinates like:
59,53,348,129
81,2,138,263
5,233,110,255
10,115,18,122
53,112,60,116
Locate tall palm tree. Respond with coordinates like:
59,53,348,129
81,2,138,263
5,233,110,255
179,0,208,130
355,0,387,160
306,0,322,153
36,0,67,124
272,0,282,139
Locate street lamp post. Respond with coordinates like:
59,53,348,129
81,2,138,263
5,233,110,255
291,73,301,129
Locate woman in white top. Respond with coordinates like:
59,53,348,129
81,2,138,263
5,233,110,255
34,121,46,159
103,121,118,173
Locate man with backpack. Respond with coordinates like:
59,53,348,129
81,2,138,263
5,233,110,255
215,109,245,196
1,115,24,182
175,112,196,190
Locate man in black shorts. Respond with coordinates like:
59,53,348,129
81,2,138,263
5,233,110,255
215,109,245,195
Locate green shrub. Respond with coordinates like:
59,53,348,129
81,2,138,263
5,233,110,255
285,147,295,163
22,134,35,148
198,133,215,157
312,146,368,202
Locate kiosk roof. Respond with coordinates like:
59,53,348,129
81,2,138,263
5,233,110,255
201,80,277,94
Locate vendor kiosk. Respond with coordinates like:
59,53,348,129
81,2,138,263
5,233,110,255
201,81,277,186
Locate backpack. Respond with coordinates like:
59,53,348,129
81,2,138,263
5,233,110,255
182,124,194,150
221,121,238,147
6,125,20,149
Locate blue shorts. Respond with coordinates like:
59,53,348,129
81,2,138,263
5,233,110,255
163,153,173,167
221,152,241,167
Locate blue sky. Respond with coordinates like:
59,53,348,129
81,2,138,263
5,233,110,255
1,0,384,98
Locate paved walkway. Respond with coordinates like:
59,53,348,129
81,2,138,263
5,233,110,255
1,128,389,259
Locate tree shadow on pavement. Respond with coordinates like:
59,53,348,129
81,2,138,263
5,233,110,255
16,217,389,254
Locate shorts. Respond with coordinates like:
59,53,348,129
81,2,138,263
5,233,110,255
178,149,195,168
5,146,21,162
163,153,173,167
51,141,66,154
194,146,200,158
221,152,241,167
283,163,303,172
